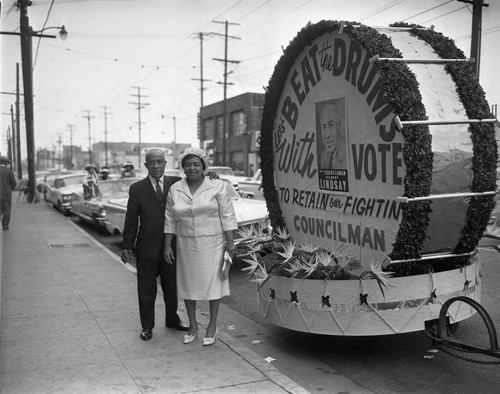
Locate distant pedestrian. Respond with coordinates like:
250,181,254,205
82,165,99,199
121,162,136,178
0,157,18,230
100,167,110,181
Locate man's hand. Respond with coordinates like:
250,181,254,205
205,170,219,180
121,249,136,265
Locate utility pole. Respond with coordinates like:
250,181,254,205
458,0,489,78
129,86,149,167
100,106,110,167
83,110,95,164
192,32,212,109
1,1,64,201
19,0,36,202
67,124,74,170
57,133,62,171
9,105,15,164
212,20,240,166
16,62,22,179
7,126,13,163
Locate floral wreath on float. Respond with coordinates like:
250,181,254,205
235,20,497,291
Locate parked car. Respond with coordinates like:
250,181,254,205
238,169,264,200
102,178,270,237
207,166,247,192
165,169,185,178
71,178,141,233
35,171,51,193
48,173,85,215
40,170,72,201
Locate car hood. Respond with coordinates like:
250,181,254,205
105,196,269,225
106,197,129,208
59,184,84,195
101,192,129,202
220,175,247,184
231,198,269,225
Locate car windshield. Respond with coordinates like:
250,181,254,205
211,168,234,176
98,179,137,196
46,174,58,184
165,169,183,177
63,175,84,186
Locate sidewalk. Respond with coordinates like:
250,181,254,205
0,201,310,394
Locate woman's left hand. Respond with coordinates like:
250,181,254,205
225,242,236,257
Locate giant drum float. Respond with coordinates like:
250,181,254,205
249,21,498,336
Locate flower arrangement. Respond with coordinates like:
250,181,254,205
236,225,395,297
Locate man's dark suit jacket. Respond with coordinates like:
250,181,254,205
123,175,181,258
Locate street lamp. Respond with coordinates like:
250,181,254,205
0,25,67,39
0,0,67,202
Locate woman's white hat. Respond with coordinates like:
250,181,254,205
179,147,208,165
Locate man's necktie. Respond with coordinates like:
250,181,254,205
155,179,162,198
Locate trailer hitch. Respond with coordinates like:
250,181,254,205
426,296,500,362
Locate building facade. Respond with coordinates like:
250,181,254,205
199,92,263,176
36,141,190,173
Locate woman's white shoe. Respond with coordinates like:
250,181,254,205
202,327,218,346
183,329,198,344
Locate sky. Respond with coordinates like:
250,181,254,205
1,0,499,160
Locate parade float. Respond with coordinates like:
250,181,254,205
237,20,499,337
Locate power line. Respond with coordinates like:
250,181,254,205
360,0,408,21
401,0,454,22
212,0,249,21
455,24,500,41
234,0,272,22
33,0,56,69
417,4,469,25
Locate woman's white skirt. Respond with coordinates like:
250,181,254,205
176,234,230,300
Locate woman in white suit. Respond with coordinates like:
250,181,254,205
164,147,237,346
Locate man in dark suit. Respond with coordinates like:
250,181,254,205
121,148,188,340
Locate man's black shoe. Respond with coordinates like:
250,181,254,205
166,321,189,331
140,328,152,340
